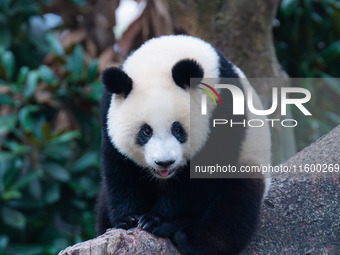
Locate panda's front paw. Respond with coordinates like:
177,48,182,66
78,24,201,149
138,213,163,233
151,221,179,237
172,228,196,255
152,218,194,237
115,215,138,230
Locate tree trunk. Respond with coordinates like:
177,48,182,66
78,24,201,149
59,125,340,255
166,0,296,164
167,0,283,86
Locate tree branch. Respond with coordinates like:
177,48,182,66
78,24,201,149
243,124,340,254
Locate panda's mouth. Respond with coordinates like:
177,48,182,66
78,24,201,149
154,169,174,178
158,169,171,177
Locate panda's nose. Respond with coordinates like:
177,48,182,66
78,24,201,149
155,160,175,167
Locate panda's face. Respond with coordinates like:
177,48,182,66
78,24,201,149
107,86,190,179
135,102,188,179
102,35,221,179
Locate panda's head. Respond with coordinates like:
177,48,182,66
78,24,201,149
102,35,220,179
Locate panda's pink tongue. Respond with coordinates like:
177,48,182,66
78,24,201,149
159,170,170,177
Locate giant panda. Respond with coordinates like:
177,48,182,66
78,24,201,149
96,35,271,255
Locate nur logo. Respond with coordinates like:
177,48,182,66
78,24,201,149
197,83,312,116
198,83,222,106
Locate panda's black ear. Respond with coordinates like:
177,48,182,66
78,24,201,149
101,67,133,97
172,59,204,89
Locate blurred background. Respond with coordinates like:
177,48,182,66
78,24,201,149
0,0,339,254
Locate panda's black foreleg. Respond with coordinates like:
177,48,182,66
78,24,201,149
106,195,140,231
170,209,259,255
96,182,140,234
95,188,112,235
138,213,195,237
171,179,264,255
153,218,196,238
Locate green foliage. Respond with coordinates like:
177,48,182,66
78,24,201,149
275,0,340,150
0,4,101,253
0,0,49,68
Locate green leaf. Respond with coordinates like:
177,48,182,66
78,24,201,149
0,114,17,135
16,66,29,85
71,198,87,209
0,26,11,49
43,163,71,182
3,163,19,188
46,33,64,55
67,0,87,7
28,178,42,199
66,45,84,80
49,131,80,144
1,50,15,80
311,12,323,24
42,122,53,141
321,40,340,63
87,59,98,83
4,141,30,155
0,65,5,79
281,0,299,16
0,235,9,249
11,144,30,155
38,65,57,85
18,105,40,131
43,144,72,160
326,112,340,123
5,245,43,255
0,94,12,105
44,184,60,204
87,81,102,101
2,207,26,229
79,176,98,198
320,74,340,96
26,131,44,147
48,237,70,254
0,0,13,11
70,151,98,173
0,152,15,161
1,190,22,200
11,170,42,190
23,70,39,98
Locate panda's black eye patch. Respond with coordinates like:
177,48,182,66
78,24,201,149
171,122,187,143
137,124,153,146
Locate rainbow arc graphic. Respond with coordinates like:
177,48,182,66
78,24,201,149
198,83,222,106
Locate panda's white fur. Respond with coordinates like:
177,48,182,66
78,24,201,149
232,66,271,195
106,35,271,189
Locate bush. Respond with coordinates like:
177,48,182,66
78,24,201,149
0,1,101,254
274,0,340,149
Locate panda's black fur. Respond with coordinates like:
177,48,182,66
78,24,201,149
96,36,266,255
